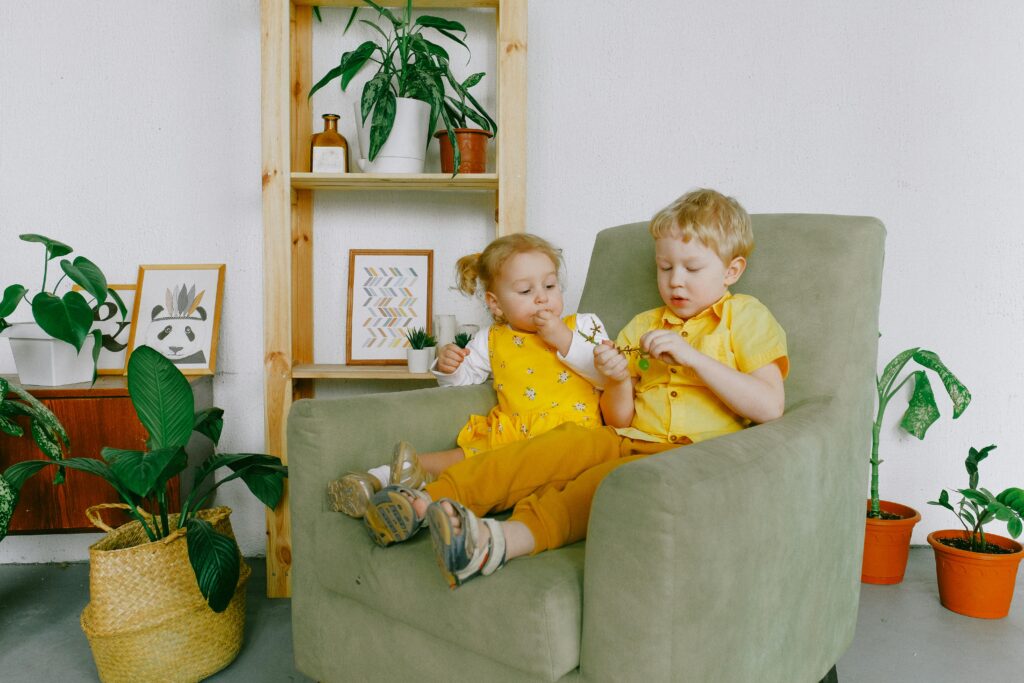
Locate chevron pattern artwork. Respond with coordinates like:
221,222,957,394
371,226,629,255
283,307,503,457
347,250,433,364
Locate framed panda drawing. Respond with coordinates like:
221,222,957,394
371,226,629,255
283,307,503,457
126,264,225,375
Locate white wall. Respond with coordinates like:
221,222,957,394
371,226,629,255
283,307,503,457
1,1,1022,563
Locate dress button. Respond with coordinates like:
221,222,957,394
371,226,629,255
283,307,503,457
669,435,678,443
670,368,678,374
670,391,678,398
681,330,688,337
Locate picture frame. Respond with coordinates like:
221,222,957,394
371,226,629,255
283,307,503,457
72,283,136,375
346,249,433,365
126,264,226,375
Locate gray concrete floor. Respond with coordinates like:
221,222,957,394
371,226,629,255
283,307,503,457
0,547,1020,682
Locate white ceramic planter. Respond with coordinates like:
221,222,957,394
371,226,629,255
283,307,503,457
406,347,435,374
353,97,431,173
4,322,95,386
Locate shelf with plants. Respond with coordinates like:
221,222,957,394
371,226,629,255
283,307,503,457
261,0,526,596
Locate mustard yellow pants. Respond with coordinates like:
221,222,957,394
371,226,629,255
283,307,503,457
424,423,677,553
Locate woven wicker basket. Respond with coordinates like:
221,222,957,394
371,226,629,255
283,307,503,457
80,505,249,683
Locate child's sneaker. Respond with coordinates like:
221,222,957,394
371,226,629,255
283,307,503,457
328,472,381,518
390,441,435,489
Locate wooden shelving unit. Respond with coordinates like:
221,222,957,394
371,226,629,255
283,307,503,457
260,0,526,596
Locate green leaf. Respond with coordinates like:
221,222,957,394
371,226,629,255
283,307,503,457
878,347,918,394
363,0,401,28
912,350,971,418
60,256,108,306
308,62,346,99
127,346,195,450
928,489,955,512
368,90,397,161
342,7,357,32
0,415,22,438
2,459,51,492
898,371,939,439
190,453,287,509
419,37,450,63
415,15,467,34
313,6,323,23
339,41,377,91
0,285,27,318
0,474,16,541
103,446,182,498
6,383,69,448
30,291,94,352
31,421,63,461
996,487,1024,515
106,287,128,320
193,407,225,446
361,71,391,124
1009,517,1022,539
965,444,996,489
461,72,484,90
359,18,390,43
961,508,977,528
185,518,241,613
19,234,73,260
958,488,991,506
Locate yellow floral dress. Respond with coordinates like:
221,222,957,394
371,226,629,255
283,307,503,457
456,314,603,457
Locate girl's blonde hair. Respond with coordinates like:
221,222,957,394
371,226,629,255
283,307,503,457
455,234,563,316
649,188,754,262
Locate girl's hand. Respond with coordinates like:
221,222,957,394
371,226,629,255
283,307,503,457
436,344,470,374
534,309,571,354
641,329,700,367
594,340,630,383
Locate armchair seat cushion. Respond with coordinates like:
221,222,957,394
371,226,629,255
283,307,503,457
313,510,586,681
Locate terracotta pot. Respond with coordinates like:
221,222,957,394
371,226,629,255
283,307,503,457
861,500,921,584
927,530,1024,619
434,128,493,174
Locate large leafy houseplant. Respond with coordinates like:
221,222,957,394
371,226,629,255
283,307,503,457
0,345,288,612
308,0,497,172
0,233,126,379
928,445,1023,552
869,348,971,518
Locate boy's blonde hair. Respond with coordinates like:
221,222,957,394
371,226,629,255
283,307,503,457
455,233,563,304
649,188,754,262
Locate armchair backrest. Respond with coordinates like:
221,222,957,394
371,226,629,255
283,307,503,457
577,214,886,407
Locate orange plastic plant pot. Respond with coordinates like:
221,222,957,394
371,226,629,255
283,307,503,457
927,530,1024,619
435,128,493,174
862,500,921,584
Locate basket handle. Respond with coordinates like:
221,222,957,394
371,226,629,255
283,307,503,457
84,503,154,533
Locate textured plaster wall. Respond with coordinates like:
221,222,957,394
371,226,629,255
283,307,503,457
1,1,1022,562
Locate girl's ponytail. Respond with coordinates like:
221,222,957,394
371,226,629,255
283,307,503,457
455,253,483,296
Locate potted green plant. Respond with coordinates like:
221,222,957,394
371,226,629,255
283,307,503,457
862,347,971,584
405,326,436,373
308,0,496,175
433,69,496,174
1,233,125,386
926,445,1024,619
0,345,288,681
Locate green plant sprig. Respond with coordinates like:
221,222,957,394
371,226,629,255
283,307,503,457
869,347,971,518
453,331,472,349
405,326,437,350
928,445,1024,552
0,346,288,613
577,321,650,370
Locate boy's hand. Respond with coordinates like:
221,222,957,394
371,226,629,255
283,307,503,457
436,343,470,374
594,339,630,383
641,329,701,367
534,309,571,354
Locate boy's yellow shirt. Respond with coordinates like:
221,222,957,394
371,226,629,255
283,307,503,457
613,291,788,445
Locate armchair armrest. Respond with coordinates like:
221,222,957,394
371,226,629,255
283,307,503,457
580,396,866,683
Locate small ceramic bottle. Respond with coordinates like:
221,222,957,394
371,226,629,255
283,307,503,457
310,114,348,173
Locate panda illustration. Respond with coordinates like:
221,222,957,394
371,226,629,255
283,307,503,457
145,283,208,365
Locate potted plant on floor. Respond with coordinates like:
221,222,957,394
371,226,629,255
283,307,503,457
1,233,125,386
309,0,495,175
405,326,436,373
863,347,971,584
0,345,288,682
927,444,1024,618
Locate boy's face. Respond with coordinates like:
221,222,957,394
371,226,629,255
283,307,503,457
655,236,745,320
485,250,564,332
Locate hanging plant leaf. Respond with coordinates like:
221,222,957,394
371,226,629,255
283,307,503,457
30,291,93,352
911,349,971,418
898,370,939,439
60,256,108,306
186,518,241,613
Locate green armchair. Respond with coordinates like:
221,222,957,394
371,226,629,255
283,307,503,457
288,214,885,682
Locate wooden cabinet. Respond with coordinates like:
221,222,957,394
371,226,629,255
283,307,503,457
0,376,210,533
260,0,527,596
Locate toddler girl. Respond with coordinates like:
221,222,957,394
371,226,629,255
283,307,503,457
329,233,609,518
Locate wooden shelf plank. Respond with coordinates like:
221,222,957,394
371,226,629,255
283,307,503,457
291,172,498,191
293,0,498,8
292,363,438,380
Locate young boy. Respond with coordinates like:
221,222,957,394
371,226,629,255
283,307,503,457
363,188,789,589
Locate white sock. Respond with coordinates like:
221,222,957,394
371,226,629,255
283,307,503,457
368,465,391,487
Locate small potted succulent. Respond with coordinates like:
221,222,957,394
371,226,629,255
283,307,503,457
309,0,496,175
862,347,971,584
1,233,125,386
404,326,437,373
927,445,1024,619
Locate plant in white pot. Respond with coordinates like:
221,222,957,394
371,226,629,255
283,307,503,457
0,233,125,386
0,345,288,681
405,326,436,373
308,0,494,175
862,347,971,584
927,445,1024,619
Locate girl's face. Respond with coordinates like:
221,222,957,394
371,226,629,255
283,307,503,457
655,236,745,320
485,250,564,332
